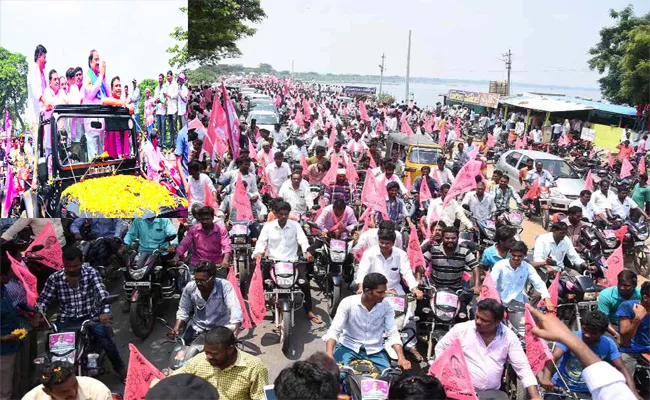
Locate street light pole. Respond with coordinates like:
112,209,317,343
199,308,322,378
379,53,386,97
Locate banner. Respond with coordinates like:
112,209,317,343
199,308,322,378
447,90,500,109
580,127,596,142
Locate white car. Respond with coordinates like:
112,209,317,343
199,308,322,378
247,109,279,132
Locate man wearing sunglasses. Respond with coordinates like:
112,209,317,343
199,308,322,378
171,261,243,344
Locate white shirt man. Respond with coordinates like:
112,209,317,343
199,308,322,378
356,245,418,296
220,169,259,197
278,178,313,213
177,83,188,117
27,59,47,129
608,193,638,219
462,191,496,221
253,219,310,261
493,125,504,142
569,198,595,221
308,136,328,152
426,197,473,231
165,78,179,116
433,166,455,186
83,53,110,159
265,160,291,194
515,121,525,137
271,127,287,145
188,172,215,207
533,232,585,272
591,188,616,217
351,228,403,254
531,128,543,144
131,82,141,117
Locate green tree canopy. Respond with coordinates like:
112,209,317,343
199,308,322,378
167,6,188,69
188,0,266,66
0,47,28,130
136,78,158,129
588,5,650,105
620,25,650,105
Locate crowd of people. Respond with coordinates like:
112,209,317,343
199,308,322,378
0,74,648,400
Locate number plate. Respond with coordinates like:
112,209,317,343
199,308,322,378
274,288,292,294
125,281,151,287
274,263,294,275
436,292,459,308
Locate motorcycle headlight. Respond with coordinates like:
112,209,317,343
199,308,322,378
637,231,649,241
276,276,294,288
129,267,147,280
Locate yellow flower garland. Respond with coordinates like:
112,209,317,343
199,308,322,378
61,175,187,218
11,328,27,340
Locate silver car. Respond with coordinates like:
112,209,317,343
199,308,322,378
495,149,585,215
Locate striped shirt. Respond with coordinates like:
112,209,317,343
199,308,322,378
427,244,478,290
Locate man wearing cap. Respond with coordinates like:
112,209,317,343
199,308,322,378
130,79,141,129
177,73,189,129
258,140,275,166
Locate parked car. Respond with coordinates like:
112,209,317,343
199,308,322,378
247,109,280,133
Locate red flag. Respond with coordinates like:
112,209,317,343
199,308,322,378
221,82,241,160
523,178,540,200
404,174,413,192
7,253,38,306
604,244,624,287
204,182,219,212
524,304,553,375
231,173,254,222
406,226,425,272
321,153,341,187
614,225,628,243
248,258,266,325
640,155,647,174
620,157,633,179
226,266,252,329
359,100,370,122
584,169,594,191
125,344,166,400
26,222,63,271
544,272,560,310
300,153,309,173
478,273,501,303
419,174,432,208
428,339,478,400
608,152,614,168
444,160,483,206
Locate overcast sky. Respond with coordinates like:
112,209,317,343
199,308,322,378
0,0,186,83
231,0,649,88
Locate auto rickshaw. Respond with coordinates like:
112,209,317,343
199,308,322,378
385,132,444,183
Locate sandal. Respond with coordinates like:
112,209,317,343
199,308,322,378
308,313,324,324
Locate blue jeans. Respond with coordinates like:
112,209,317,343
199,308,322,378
333,344,390,372
58,318,124,372
156,114,166,148
147,123,154,138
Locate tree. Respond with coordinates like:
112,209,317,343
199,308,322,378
188,0,266,66
0,47,28,130
167,6,188,69
588,5,650,105
620,25,650,105
257,63,274,73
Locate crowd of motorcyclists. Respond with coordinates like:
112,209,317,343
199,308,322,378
0,76,649,399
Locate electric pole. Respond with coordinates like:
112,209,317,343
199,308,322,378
500,49,512,96
378,53,386,97
405,30,411,102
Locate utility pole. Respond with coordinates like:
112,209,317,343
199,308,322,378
500,49,512,96
405,30,411,102
378,53,386,97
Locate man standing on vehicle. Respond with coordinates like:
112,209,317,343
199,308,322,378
253,201,322,325
324,273,412,372
37,247,126,379
171,261,242,344
435,299,542,400
83,50,110,159
154,73,167,148
176,206,231,277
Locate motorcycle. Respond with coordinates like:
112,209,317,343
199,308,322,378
383,292,418,361
463,209,496,256
555,273,603,331
262,258,306,354
78,236,124,283
522,185,553,230
310,231,353,317
230,220,255,296
339,361,402,400
123,236,190,340
156,318,206,375
495,209,524,240
34,295,119,378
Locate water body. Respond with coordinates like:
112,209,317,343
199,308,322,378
319,80,602,108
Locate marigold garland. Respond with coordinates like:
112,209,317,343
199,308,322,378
11,328,27,340
61,175,187,217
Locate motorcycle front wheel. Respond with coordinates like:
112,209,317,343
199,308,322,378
327,282,341,317
280,309,292,354
541,208,550,231
130,294,154,340
634,249,650,277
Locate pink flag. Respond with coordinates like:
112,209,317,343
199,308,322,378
640,155,646,174
620,157,633,179
367,150,377,168
321,153,341,186
419,174,432,208
545,272,560,311
226,266,252,329
432,168,442,185
354,212,372,262
4,110,12,151
248,139,258,162
274,94,282,107
302,99,311,117
524,304,553,375
26,222,64,271
584,169,594,191
487,134,496,147
7,253,38,306
614,225,628,243
558,133,569,147
400,113,414,136
231,173,254,222
300,153,309,173
359,100,370,121
260,167,278,197
466,146,479,161
439,124,447,148
604,244,624,287
124,344,166,400
608,152,614,168
327,131,336,149
294,110,304,127
221,82,241,160
406,226,425,272
423,118,434,133
405,174,413,192
345,157,359,185
360,168,389,219
515,137,524,150
3,166,16,216
375,120,383,134
444,160,483,206
215,132,228,157
478,273,501,303
428,339,478,400
248,258,266,325
523,178,541,201
454,125,462,140
204,98,227,160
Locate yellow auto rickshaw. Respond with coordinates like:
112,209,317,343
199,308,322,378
385,132,444,183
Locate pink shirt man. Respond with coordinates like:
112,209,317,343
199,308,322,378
176,221,231,265
315,205,358,238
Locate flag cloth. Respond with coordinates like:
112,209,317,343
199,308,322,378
226,267,252,329
515,137,524,150
294,110,304,127
248,258,266,325
25,222,64,271
360,168,389,220
400,113,414,136
487,134,495,147
221,82,241,160
359,100,370,121
640,155,646,175
608,152,614,168
203,182,219,213
558,133,569,147
614,225,628,243
604,245,624,287
524,304,553,375
419,174,432,208
444,160,483,206
367,150,377,168
300,153,309,173
345,157,359,185
428,339,478,400
3,166,16,217
620,157,633,179
584,170,594,191
545,272,560,310
321,153,341,186
439,124,447,148
406,226,425,272
124,343,166,400
231,173,254,222
7,253,38,307
478,273,501,304
466,146,479,161
523,178,540,200
302,99,311,117
404,174,413,192
204,98,228,159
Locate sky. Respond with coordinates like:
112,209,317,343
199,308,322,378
230,0,650,89
0,0,186,83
